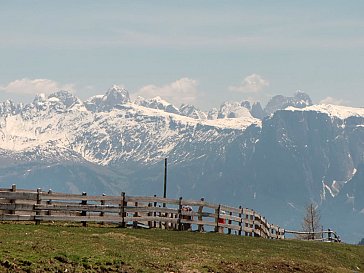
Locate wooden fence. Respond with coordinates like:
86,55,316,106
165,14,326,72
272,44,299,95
0,185,285,239
284,229,341,243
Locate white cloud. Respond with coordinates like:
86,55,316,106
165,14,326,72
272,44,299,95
320,96,347,105
229,74,269,93
0,78,75,95
135,78,198,105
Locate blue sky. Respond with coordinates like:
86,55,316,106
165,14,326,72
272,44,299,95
0,1,363,110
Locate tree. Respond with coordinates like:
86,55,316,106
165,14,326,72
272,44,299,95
301,203,321,240
359,238,364,245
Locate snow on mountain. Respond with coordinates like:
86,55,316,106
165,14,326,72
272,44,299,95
217,101,252,119
286,104,364,120
134,96,180,114
103,84,130,105
85,85,130,112
84,95,103,112
0,87,261,166
207,100,265,120
264,91,313,115
0,100,21,116
0,87,359,170
3,86,359,170
179,104,207,120
207,108,219,120
0,102,90,152
207,101,255,120
48,90,83,109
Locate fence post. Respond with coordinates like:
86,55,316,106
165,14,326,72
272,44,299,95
245,212,249,236
252,211,255,237
120,192,126,228
81,192,87,227
238,206,242,236
158,205,162,229
100,193,105,225
267,219,271,239
278,228,285,239
47,189,52,216
273,227,277,239
198,198,204,232
35,188,42,225
254,213,261,237
147,203,152,228
9,184,16,215
262,217,268,238
214,205,221,233
228,211,232,235
153,195,157,228
178,197,183,231
276,227,280,239
133,202,138,228
174,210,178,230
328,228,332,242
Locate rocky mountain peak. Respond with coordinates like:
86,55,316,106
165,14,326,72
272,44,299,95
264,91,313,115
48,90,82,109
32,93,48,111
0,99,19,116
33,93,47,103
134,96,180,114
217,101,253,119
179,104,207,120
84,85,130,112
207,108,219,120
250,102,265,119
241,101,251,110
103,85,130,105
294,90,313,107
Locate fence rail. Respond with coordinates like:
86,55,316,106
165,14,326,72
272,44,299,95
284,229,341,242
0,185,339,242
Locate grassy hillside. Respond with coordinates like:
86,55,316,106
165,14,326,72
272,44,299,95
0,222,363,272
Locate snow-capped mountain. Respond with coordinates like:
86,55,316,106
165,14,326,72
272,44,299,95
134,96,180,115
207,100,265,120
179,104,207,120
264,91,313,115
0,86,260,166
84,85,130,112
0,86,363,243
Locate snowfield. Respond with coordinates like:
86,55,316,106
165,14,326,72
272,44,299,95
0,87,261,165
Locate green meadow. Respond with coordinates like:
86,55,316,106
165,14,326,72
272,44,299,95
0,222,363,272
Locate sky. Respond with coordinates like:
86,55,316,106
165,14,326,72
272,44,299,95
0,0,363,110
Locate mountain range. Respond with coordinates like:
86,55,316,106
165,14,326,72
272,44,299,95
0,85,363,243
